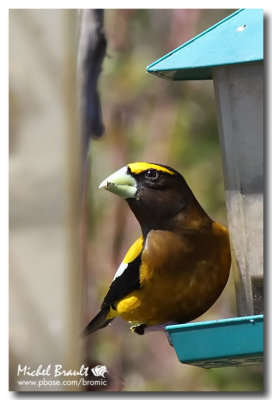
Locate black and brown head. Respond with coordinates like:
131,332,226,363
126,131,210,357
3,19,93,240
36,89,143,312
99,162,211,236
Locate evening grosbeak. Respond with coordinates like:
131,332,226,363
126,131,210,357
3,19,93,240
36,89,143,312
83,162,231,336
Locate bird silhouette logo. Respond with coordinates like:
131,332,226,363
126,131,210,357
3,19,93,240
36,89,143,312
91,365,108,378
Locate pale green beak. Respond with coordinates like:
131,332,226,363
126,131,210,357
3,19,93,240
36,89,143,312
99,166,137,199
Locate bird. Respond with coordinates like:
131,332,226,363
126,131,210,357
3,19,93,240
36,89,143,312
82,162,231,336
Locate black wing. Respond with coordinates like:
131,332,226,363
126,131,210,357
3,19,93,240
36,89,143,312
102,253,142,308
81,253,142,336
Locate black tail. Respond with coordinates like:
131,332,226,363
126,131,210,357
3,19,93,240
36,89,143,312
81,308,113,337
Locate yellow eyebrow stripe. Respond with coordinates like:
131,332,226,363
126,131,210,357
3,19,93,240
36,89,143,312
128,162,175,176
123,235,144,264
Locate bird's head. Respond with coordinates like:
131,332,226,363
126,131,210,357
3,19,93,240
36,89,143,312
99,162,210,236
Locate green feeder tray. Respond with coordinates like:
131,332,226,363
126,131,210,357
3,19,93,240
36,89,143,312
166,315,263,368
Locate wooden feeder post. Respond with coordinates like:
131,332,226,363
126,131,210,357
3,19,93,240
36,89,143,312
146,9,263,367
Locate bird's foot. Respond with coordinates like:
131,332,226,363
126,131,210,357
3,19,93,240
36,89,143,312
130,322,146,335
130,321,176,345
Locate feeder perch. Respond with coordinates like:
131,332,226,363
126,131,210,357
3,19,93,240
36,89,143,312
146,9,263,367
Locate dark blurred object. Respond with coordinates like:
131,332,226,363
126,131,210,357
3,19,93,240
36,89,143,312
77,12,107,385
77,9,107,165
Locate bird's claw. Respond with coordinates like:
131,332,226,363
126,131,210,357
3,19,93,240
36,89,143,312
129,322,146,335
129,321,176,345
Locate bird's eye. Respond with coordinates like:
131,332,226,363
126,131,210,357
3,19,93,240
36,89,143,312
145,169,159,180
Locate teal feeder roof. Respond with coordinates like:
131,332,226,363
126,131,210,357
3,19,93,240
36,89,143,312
146,9,263,81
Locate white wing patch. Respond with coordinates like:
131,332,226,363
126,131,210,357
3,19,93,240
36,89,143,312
113,261,129,281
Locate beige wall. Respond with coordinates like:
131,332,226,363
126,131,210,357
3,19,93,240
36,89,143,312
9,9,81,391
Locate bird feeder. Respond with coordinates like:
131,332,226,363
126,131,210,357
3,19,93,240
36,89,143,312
146,9,263,368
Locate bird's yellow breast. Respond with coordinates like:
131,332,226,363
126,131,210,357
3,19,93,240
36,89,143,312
109,224,231,326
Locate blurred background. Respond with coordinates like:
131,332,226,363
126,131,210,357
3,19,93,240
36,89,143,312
9,9,263,391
